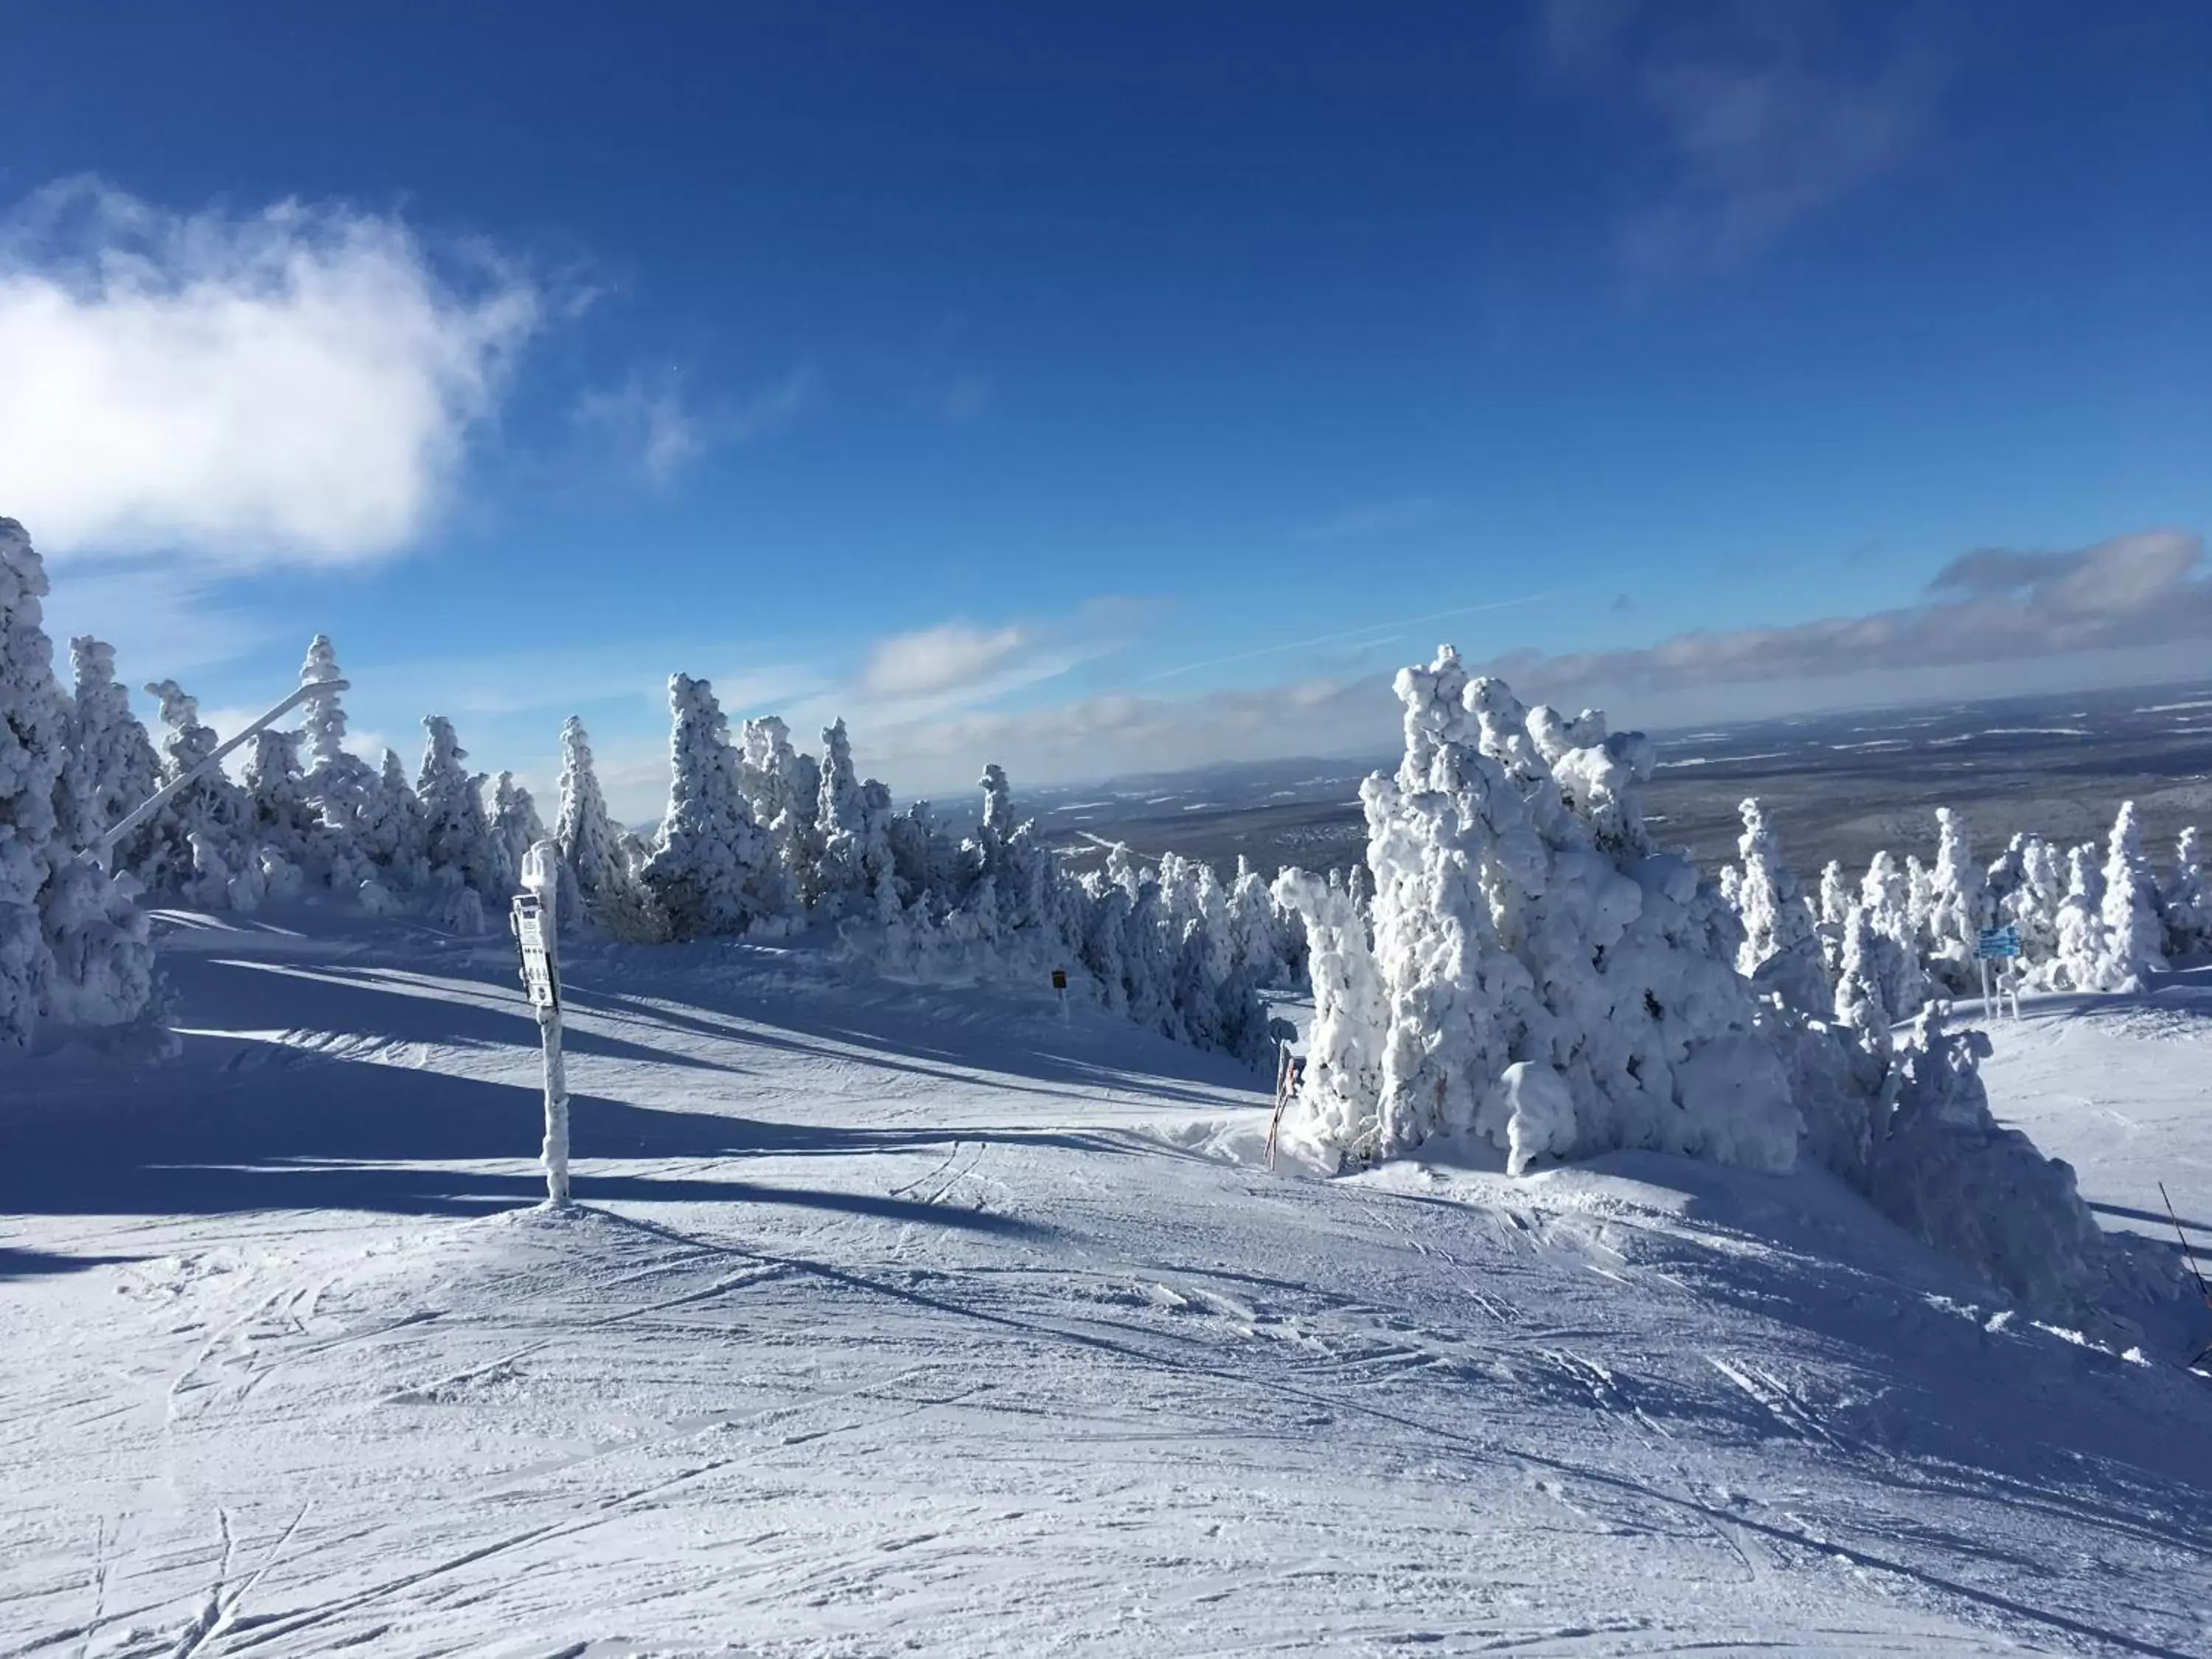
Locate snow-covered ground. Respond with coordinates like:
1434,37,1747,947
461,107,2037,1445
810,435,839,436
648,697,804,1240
4,913,2211,1656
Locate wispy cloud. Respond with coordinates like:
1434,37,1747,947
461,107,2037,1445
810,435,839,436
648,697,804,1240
860,622,1031,699
0,178,541,563
1494,528,2211,699
577,363,815,486
1294,495,1450,543
929,370,995,424
1141,588,1562,684
1544,0,1944,279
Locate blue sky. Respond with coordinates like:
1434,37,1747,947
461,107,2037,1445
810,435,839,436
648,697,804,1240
1,1,2207,815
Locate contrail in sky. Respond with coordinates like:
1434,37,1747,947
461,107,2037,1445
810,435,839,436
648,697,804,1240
1138,588,1567,685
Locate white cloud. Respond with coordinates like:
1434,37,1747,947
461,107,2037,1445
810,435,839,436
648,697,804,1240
577,364,815,486
1294,495,1449,543
1544,0,1943,278
0,178,540,563
859,622,1032,699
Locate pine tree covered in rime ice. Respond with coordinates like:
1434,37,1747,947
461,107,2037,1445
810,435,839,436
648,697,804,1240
1228,855,1296,987
137,678,249,897
0,519,155,1045
2093,800,2166,992
814,718,897,919
2163,827,2211,959
57,637,159,855
487,771,545,900
1818,860,1851,928
1270,866,1388,1156
296,636,382,889
1904,854,1934,950
1275,648,1792,1175
554,717,630,933
1732,797,1828,1015
1856,849,1928,1019
2006,834,2066,969
737,716,821,911
1922,807,1990,986
416,716,497,933
244,727,314,865
2051,844,2106,991
356,748,428,897
641,675,769,939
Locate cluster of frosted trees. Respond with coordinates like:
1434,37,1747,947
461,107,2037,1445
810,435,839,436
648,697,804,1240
1737,800,2209,1017
0,515,544,1048
2,521,159,1046
544,672,1301,1068
93,636,544,938
1270,647,2136,1317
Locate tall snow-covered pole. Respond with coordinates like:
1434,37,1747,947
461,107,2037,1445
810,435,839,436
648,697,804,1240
514,839,570,1206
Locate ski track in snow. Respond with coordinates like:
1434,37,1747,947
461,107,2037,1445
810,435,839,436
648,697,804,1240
2,917,2211,1656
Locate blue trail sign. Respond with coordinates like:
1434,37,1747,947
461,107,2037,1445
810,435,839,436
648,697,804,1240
1975,925,2021,960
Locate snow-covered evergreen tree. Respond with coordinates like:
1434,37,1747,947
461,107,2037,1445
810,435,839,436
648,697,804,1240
2093,800,2166,992
1732,797,1827,1015
137,678,249,898
0,521,156,1043
1923,807,1989,987
0,520,65,1043
487,771,544,900
2003,833,2065,973
2051,843,2106,991
296,636,383,891
640,675,770,938
57,636,159,855
2163,827,2211,961
244,726,315,868
1275,649,1792,1175
814,718,898,919
1817,859,1851,928
737,715,822,911
552,716,653,939
417,715,497,932
1857,849,1927,1018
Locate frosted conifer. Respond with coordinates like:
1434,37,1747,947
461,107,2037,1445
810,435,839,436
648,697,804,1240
2093,801,2166,992
641,675,768,938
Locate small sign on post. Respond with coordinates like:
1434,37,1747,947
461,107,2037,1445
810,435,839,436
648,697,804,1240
1975,925,2023,1022
1051,968,1069,1022
512,841,569,1207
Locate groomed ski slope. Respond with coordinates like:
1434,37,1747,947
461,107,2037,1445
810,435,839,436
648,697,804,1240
3,912,2210,1658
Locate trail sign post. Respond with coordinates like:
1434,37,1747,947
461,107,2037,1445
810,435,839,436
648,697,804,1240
1051,968,1069,1021
512,841,569,1206
1975,925,2022,1023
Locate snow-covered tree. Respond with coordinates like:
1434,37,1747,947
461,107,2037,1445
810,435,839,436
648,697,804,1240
640,675,771,938
417,715,497,932
2003,833,2066,972
487,771,544,900
0,520,156,1044
2051,843,2106,991
1275,648,1792,1175
136,678,249,897
1922,808,1989,988
2093,800,2166,992
57,636,159,855
357,748,428,896
296,636,383,890
813,717,900,920
1856,849,1927,1018
552,716,653,939
2163,827,2211,961
1817,859,1851,928
1273,866,1388,1161
244,726,315,866
1732,797,1827,1015
737,715,822,910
